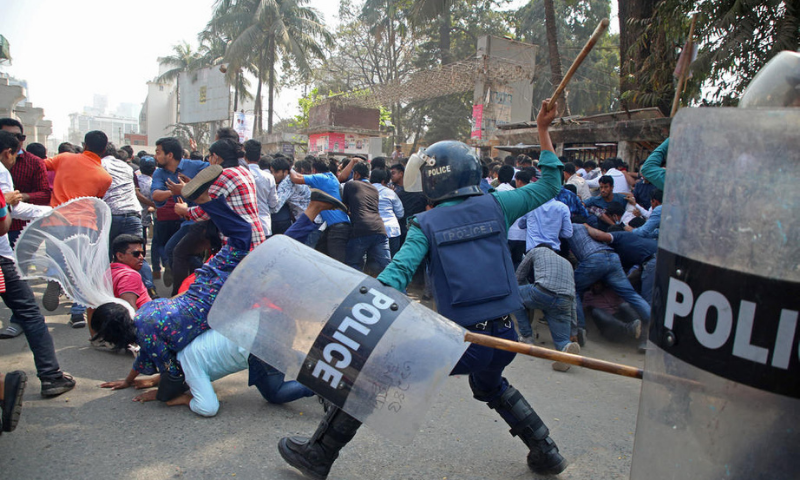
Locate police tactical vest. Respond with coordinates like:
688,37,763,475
416,194,523,326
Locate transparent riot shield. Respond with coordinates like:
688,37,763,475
208,235,469,444
14,197,132,314
630,108,800,479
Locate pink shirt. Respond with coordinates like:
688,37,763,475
110,263,151,309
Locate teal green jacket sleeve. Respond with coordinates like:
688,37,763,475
492,150,564,229
640,138,668,191
376,220,429,291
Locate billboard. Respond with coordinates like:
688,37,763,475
178,67,230,123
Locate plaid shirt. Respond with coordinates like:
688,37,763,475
187,166,265,248
10,151,51,231
516,246,576,297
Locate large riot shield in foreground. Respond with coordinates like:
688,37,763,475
630,108,800,479
209,235,469,444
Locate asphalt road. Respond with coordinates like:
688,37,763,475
1,278,644,480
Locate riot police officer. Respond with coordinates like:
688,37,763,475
278,100,569,479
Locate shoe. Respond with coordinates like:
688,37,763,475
638,321,650,353
278,407,361,480
90,338,117,352
627,319,642,340
1,371,27,433
42,281,61,311
40,373,75,397
147,287,160,299
0,323,23,339
182,165,223,201
552,342,580,372
518,335,535,345
69,313,87,329
163,266,173,287
576,328,587,347
309,188,348,213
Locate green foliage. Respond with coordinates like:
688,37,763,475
289,87,323,129
625,0,798,110
509,0,620,116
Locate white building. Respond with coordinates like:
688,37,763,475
140,64,178,145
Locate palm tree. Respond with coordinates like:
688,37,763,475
157,42,203,121
197,28,254,114
209,0,334,135
407,0,456,65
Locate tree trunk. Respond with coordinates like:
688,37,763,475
233,71,240,113
255,52,263,136
543,0,569,115
267,38,276,135
439,6,452,65
618,0,657,110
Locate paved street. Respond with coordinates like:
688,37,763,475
1,278,644,480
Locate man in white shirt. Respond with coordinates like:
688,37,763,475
563,163,591,200
0,130,75,397
369,169,404,257
243,140,279,235
586,159,633,194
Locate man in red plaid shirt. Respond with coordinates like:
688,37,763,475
0,119,51,248
174,138,265,249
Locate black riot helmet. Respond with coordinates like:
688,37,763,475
406,141,483,203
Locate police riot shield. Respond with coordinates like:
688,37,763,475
630,108,800,479
208,235,469,444
14,197,133,315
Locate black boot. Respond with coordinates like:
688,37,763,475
278,406,362,480
487,384,568,475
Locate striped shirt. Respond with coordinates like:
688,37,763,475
566,224,613,262
101,156,140,214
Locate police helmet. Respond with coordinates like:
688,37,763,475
406,141,483,203
739,51,800,108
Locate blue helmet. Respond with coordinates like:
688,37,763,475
408,141,483,203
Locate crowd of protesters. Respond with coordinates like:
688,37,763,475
0,114,663,431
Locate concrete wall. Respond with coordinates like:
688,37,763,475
472,36,537,144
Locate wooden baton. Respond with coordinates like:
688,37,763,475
464,331,643,379
546,18,610,112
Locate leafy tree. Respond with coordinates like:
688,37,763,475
157,42,203,120
622,0,798,112
510,0,619,116
209,0,334,134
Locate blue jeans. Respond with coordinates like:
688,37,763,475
574,251,651,329
165,221,195,269
517,285,574,351
247,355,314,404
345,234,391,273
0,257,62,380
152,219,181,272
641,255,657,309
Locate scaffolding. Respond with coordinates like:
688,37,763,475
330,55,535,108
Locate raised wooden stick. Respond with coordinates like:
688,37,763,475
465,331,643,379
670,14,698,117
546,18,610,112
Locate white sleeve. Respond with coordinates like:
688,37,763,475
11,202,52,221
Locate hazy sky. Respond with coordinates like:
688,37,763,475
0,0,340,139
0,0,613,140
